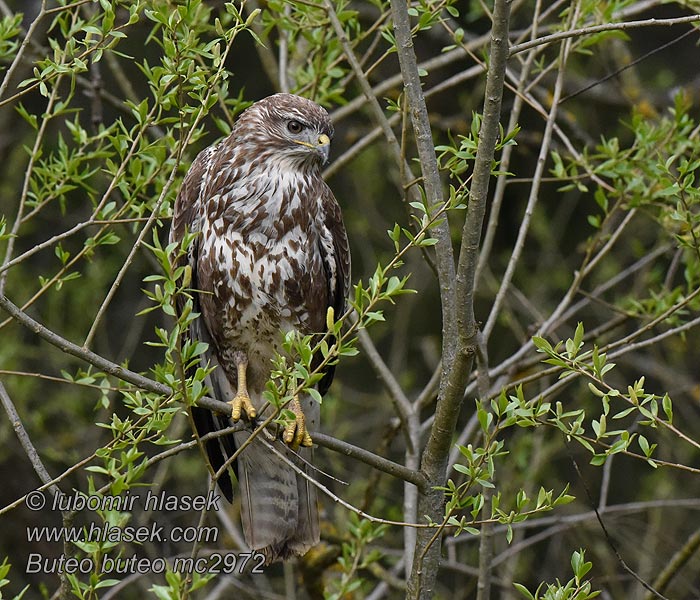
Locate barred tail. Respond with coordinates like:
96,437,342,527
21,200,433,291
236,432,319,563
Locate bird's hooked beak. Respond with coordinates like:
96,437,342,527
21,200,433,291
316,133,330,164
293,133,331,164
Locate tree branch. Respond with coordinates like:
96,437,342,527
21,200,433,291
0,291,171,396
0,380,58,493
393,0,511,595
0,290,431,495
646,526,700,600
0,379,74,600
475,0,543,290
387,0,457,357
510,14,700,57
357,328,414,444
482,0,575,342
384,0,510,597
313,432,426,490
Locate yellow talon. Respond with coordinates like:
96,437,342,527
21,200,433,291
283,396,313,450
228,352,257,421
230,391,257,422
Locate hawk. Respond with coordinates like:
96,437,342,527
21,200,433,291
170,93,350,562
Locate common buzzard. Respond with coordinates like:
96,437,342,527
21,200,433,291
170,93,350,562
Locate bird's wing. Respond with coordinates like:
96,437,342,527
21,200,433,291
316,184,351,396
170,145,238,502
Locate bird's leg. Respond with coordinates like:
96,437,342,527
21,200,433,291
283,395,313,450
229,351,257,422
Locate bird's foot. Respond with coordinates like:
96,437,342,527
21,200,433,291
229,391,257,422
230,351,256,422
283,396,313,450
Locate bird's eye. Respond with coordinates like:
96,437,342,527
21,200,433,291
287,120,304,134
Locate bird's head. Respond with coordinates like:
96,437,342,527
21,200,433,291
234,93,334,170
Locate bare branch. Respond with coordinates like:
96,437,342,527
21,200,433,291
386,0,458,355
313,432,426,490
357,328,413,439
482,0,576,341
646,526,700,600
0,291,171,396
0,381,58,494
510,14,700,57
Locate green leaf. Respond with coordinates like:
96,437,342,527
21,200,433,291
513,583,535,600
587,382,605,397
308,388,323,405
532,336,552,353
94,579,121,590
662,394,673,423
590,454,606,466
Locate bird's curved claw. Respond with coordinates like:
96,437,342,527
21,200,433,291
229,392,257,422
230,351,256,422
283,396,313,450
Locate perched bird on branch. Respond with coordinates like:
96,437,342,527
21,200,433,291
170,93,350,563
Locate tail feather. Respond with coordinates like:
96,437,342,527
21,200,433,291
285,446,320,557
235,430,320,563
284,395,320,557
235,432,296,550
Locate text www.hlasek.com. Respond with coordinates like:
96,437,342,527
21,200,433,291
26,521,217,544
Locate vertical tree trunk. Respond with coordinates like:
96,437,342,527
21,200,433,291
390,0,513,597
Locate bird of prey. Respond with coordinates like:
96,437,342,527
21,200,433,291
170,93,350,563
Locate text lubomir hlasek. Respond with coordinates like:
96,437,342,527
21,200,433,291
50,489,221,512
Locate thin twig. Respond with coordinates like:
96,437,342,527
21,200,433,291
357,328,414,448
0,381,59,494
313,432,426,490
646,527,700,600
568,448,672,600
510,14,700,57
260,437,429,529
331,37,491,124
82,179,171,347
482,6,575,341
0,0,46,100
475,0,543,289
0,71,60,294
